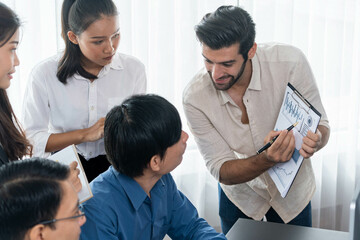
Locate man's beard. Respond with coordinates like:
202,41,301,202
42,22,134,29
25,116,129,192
209,59,247,91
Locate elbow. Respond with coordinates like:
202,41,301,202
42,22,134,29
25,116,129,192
218,170,247,185
218,162,239,185
219,177,236,185
219,176,247,185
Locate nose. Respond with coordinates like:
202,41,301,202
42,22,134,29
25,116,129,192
14,52,20,67
211,64,223,80
182,131,189,143
104,40,114,54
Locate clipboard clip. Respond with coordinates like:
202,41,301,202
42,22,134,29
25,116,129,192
291,91,310,114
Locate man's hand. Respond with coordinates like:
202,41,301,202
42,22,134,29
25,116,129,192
264,130,295,163
69,161,82,193
299,129,322,158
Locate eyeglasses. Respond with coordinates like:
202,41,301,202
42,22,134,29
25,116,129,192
37,208,85,225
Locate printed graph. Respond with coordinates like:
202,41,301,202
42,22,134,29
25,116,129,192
274,166,294,188
268,83,321,197
282,92,304,126
281,92,315,139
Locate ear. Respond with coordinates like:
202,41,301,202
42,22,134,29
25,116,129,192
247,42,257,59
149,155,161,172
26,224,45,240
67,31,79,45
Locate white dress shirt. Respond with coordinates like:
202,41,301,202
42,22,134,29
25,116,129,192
23,52,146,159
183,43,329,223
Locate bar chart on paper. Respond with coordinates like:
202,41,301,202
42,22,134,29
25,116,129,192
268,83,321,198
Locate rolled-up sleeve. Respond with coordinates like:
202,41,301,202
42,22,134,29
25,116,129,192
183,101,236,181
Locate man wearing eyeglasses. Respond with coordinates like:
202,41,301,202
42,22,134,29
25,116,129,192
0,158,86,240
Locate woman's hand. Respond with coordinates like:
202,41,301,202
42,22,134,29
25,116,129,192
82,117,105,142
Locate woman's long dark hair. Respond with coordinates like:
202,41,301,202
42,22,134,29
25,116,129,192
57,0,118,84
0,3,32,160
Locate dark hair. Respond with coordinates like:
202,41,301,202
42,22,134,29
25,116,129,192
195,5,256,61
57,0,118,83
0,3,32,161
0,2,20,47
0,158,70,240
104,94,182,178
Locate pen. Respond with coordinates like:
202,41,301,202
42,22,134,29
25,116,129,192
256,122,298,155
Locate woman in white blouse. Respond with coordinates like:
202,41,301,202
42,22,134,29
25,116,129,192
23,0,147,182
0,2,82,192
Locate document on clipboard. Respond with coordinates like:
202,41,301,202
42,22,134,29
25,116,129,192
48,145,93,203
268,83,321,198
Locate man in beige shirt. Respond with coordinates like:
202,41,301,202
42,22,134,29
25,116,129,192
183,6,330,234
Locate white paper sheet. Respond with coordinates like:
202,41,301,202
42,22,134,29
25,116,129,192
267,83,321,198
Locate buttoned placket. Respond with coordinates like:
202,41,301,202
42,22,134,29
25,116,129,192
87,80,97,158
242,90,259,156
143,197,154,239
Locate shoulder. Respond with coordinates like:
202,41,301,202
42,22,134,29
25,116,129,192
162,173,175,185
256,43,306,63
183,68,216,106
28,54,60,84
86,169,130,206
89,169,120,197
31,54,60,75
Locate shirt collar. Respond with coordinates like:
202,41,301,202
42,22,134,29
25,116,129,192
111,167,147,211
218,90,232,105
100,52,123,73
73,52,124,80
249,53,261,91
217,54,262,105
111,167,166,211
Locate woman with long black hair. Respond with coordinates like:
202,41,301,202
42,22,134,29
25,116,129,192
0,2,32,165
0,3,81,193
23,0,147,182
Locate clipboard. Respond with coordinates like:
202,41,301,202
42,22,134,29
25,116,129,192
48,145,93,203
267,83,321,198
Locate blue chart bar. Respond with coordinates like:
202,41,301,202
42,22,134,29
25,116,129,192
292,148,301,164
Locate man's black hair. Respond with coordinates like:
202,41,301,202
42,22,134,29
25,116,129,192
104,94,182,178
0,158,69,240
195,5,256,61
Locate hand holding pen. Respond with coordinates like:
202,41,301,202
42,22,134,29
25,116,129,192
256,122,298,155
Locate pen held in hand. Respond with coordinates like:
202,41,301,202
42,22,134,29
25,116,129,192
256,122,298,155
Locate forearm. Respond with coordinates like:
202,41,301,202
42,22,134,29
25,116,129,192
45,118,104,153
45,129,87,153
219,153,276,185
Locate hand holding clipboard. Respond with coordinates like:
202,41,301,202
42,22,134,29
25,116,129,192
267,83,321,198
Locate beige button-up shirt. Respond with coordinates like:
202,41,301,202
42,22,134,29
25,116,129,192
183,43,329,223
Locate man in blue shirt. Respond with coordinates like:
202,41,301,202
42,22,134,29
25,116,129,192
80,94,226,240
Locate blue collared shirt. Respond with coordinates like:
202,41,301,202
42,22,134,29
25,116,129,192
80,166,226,240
